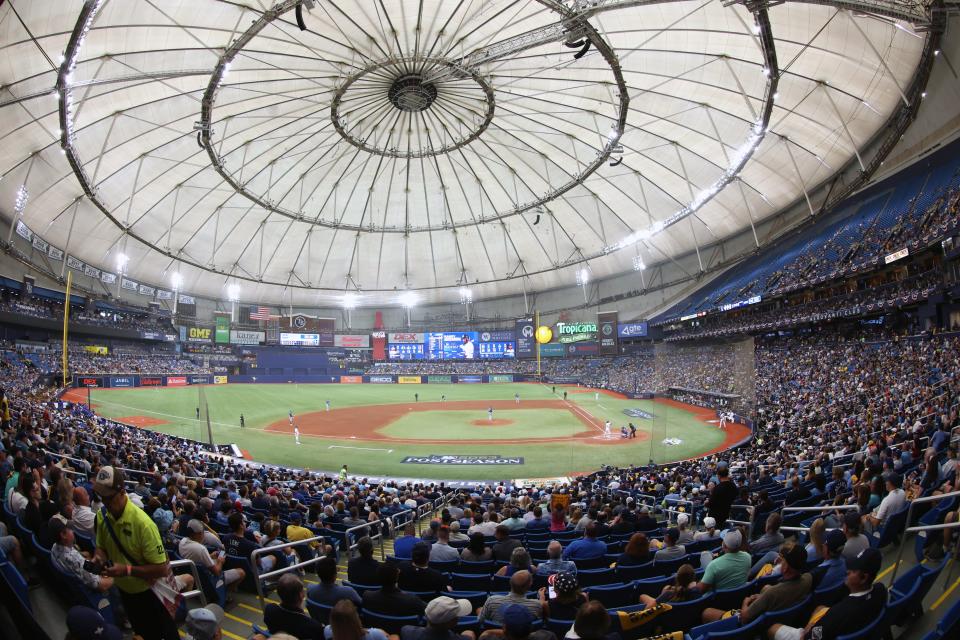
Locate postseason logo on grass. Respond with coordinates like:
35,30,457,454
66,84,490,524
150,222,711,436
623,408,655,419
401,454,524,465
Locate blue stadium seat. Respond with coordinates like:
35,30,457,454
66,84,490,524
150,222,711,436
306,598,333,624
451,572,492,592
584,582,637,608
361,609,423,634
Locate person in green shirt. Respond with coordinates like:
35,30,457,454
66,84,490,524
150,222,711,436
697,529,751,593
339,464,349,482
92,466,179,640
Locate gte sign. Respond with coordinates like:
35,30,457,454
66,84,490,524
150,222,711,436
556,321,596,343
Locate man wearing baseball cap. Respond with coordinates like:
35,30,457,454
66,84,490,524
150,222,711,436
705,543,811,624
183,604,225,640
862,472,906,535
811,529,848,591
400,595,474,640
768,547,886,640
697,529,751,593
91,466,179,640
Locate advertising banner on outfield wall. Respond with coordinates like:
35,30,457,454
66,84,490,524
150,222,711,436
398,376,422,384
388,332,423,343
488,374,515,383
459,375,483,384
334,334,370,348
109,376,135,388
598,311,619,356
539,343,566,357
231,330,265,345
78,376,103,388
140,377,163,386
426,375,452,384
340,375,363,384
368,375,394,384
189,375,212,385
166,376,187,386
515,318,535,358
213,376,228,384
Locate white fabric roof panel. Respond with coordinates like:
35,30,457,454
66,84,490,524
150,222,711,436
0,0,927,305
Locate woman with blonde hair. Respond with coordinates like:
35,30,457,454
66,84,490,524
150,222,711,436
324,599,388,640
805,518,826,563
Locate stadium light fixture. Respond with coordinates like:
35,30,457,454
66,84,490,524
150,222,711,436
400,290,418,308
342,292,358,309
633,255,646,271
115,253,128,273
227,283,240,302
576,268,590,286
170,271,183,290
459,287,473,304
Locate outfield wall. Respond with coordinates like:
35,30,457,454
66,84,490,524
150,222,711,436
72,373,525,387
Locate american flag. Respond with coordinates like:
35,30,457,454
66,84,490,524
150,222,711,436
250,306,271,320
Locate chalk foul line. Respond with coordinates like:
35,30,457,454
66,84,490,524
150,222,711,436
328,445,394,453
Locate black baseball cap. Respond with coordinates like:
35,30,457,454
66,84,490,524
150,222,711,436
848,547,882,578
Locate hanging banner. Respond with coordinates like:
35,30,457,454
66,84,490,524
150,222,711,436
215,315,230,344
371,330,387,361
230,329,264,345
31,236,48,253
66,255,84,271
598,311,619,356
47,245,64,261
120,278,138,291
388,332,423,343
179,294,195,304
617,322,648,338
156,289,172,300
334,334,370,348
138,284,155,296
515,318,535,358
100,271,116,284
84,264,101,279
15,220,32,241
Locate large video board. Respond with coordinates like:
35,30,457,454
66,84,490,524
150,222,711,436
427,332,478,360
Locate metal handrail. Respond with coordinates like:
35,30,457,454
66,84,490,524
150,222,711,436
889,489,960,585
344,521,386,560
168,558,206,607
250,534,329,608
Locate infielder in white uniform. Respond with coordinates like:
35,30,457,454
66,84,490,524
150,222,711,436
294,425,301,445
718,412,727,430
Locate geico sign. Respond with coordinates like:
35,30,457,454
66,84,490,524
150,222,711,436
188,327,212,340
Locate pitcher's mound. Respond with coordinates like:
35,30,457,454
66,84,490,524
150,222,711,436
471,419,515,426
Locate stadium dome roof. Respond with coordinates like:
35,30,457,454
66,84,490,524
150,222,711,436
0,0,934,307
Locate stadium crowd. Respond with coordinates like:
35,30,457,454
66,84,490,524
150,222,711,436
0,293,174,334
0,320,957,639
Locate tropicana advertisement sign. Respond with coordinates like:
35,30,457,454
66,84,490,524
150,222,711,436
555,321,596,343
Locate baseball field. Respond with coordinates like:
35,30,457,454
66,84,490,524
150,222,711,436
62,383,749,481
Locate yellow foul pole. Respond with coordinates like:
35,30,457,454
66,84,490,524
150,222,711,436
535,310,541,379
62,271,72,387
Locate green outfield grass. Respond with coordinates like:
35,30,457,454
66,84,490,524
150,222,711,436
84,383,731,480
